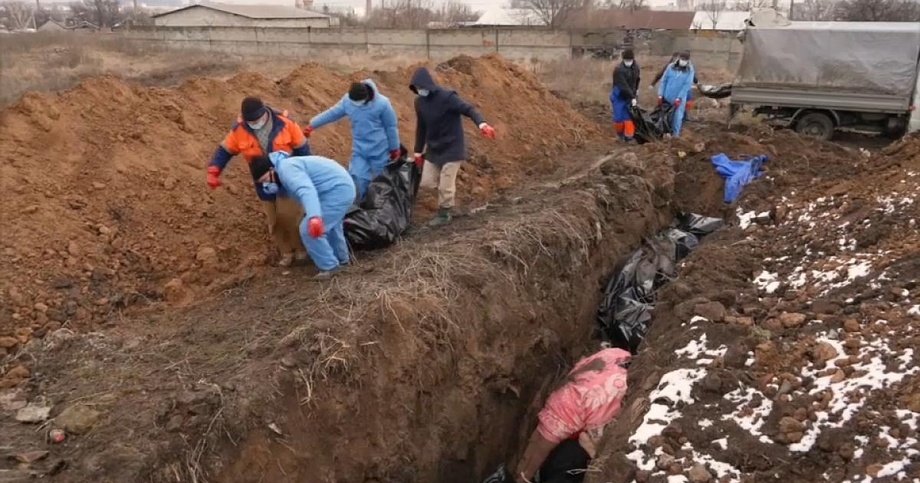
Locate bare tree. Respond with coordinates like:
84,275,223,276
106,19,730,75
1,2,35,30
614,0,647,10
365,0,480,27
727,0,770,11
518,0,587,28
441,1,480,23
366,0,436,28
69,0,123,27
701,0,726,28
792,0,837,20
834,0,920,21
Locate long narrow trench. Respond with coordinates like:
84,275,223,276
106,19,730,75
463,164,728,483
206,150,727,483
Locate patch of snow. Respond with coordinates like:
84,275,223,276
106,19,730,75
690,315,708,324
698,419,713,429
667,476,689,483
908,305,920,317
723,386,773,444
738,209,757,230
754,271,780,293
675,336,709,360
628,368,708,470
656,369,705,405
789,268,807,289
846,260,872,281
896,410,918,431
713,438,727,450
790,336,920,452
812,269,841,284
877,459,909,478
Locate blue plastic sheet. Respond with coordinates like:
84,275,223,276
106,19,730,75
711,154,769,204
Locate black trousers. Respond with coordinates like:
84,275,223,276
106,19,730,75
539,439,590,483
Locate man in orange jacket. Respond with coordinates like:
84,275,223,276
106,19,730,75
207,97,312,267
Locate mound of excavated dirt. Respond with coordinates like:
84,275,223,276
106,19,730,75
0,145,677,482
0,55,603,355
591,134,920,482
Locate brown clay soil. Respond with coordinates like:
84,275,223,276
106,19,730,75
0,141,675,480
2,52,918,483
0,54,624,482
589,132,920,483
0,54,602,341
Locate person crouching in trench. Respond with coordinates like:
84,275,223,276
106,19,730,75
514,348,631,483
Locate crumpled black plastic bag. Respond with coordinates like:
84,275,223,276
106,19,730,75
676,213,724,238
597,214,723,353
343,155,421,250
630,103,676,144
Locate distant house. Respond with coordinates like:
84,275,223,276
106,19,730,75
38,20,67,32
152,2,334,28
38,19,100,32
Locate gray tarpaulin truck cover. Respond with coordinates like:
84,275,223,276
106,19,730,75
735,22,920,98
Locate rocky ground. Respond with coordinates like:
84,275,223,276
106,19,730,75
2,49,919,483
592,134,920,483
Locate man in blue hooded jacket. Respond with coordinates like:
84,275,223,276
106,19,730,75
250,152,356,279
306,80,400,201
657,52,696,137
409,67,496,226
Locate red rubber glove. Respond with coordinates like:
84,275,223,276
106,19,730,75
413,153,425,169
657,96,663,106
206,166,221,189
480,123,496,140
308,217,325,239
389,149,401,161
303,125,314,138
674,98,682,107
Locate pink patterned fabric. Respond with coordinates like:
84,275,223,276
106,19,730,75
536,348,631,444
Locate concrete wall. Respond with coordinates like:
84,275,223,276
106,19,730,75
123,26,742,67
153,7,331,29
126,26,579,62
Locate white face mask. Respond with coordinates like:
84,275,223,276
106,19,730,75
247,114,267,130
678,59,689,67
417,88,430,97
624,60,634,67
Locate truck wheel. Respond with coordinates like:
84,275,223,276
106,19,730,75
796,112,834,140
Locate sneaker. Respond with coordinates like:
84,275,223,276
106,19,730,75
313,269,339,280
481,464,509,483
278,253,295,267
428,208,452,227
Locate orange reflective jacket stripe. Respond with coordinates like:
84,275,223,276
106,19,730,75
221,113,306,163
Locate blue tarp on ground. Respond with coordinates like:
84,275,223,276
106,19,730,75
711,153,769,203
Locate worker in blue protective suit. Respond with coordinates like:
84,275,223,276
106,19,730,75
250,152,357,280
305,80,400,202
657,51,696,137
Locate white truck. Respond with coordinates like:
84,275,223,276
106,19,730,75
729,22,920,140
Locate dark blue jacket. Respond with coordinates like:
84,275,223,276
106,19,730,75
410,68,486,166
